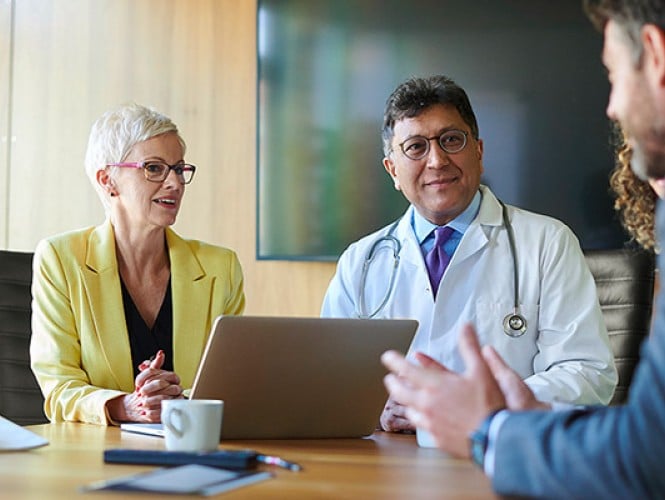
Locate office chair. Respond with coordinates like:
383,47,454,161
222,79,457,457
584,248,656,406
0,250,47,425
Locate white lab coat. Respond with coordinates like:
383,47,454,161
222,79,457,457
322,186,617,405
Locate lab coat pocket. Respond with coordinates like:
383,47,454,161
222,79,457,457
473,299,540,378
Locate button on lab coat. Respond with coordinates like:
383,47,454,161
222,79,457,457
321,186,617,405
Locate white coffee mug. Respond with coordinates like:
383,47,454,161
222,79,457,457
161,399,224,452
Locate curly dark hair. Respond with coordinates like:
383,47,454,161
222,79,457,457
609,133,658,252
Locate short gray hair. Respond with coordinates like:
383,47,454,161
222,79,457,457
84,103,186,211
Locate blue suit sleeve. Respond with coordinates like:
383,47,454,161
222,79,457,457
491,219,665,498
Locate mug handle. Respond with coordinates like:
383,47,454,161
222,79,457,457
162,407,188,438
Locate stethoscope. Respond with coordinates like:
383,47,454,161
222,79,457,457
356,201,528,338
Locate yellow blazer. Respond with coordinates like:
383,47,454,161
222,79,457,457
30,220,245,425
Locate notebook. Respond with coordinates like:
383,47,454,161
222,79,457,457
190,315,418,439
81,464,272,496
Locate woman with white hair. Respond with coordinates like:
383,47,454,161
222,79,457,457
30,103,244,425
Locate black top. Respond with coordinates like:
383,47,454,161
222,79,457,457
121,277,174,377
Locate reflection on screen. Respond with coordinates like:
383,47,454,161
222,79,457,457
258,0,625,260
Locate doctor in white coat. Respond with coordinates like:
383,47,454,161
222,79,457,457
321,75,617,433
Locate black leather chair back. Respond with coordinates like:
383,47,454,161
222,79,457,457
584,248,656,406
0,250,47,424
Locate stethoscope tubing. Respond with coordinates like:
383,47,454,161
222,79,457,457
357,220,401,319
355,201,527,337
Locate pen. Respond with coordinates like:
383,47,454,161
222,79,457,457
257,454,302,471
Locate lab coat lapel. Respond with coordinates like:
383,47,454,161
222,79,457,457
451,186,503,265
167,229,212,387
81,220,134,389
395,206,426,269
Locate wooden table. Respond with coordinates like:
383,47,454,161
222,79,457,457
1,424,496,499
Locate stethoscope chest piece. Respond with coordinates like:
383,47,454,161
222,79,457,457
503,312,527,337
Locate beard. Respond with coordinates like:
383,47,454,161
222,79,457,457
629,132,665,181
630,142,650,180
620,71,665,180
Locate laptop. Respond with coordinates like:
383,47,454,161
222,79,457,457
188,315,417,440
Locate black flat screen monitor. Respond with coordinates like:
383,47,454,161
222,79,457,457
257,0,626,261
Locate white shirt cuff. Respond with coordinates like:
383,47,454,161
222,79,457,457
483,409,510,477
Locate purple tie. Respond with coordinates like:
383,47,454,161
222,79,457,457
425,226,455,298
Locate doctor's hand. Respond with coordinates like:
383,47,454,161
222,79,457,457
381,324,506,458
378,352,448,432
379,396,415,433
482,346,551,411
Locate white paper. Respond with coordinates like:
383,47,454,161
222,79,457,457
0,415,49,451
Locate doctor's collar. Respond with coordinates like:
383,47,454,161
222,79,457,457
412,190,482,244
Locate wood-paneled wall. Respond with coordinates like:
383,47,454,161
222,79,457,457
0,0,336,316
0,0,11,244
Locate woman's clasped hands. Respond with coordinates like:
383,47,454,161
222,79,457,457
108,349,184,423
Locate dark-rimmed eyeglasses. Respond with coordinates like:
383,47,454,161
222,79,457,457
391,130,468,160
106,161,196,184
